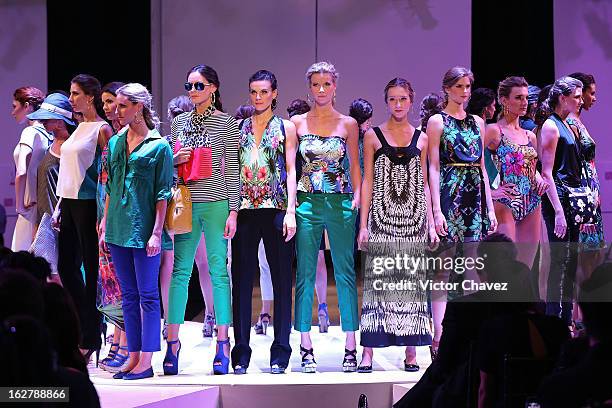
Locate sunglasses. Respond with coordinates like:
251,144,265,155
184,82,212,91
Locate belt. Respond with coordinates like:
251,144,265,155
446,162,480,167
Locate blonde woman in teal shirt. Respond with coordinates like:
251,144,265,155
100,83,173,380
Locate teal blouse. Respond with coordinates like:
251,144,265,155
105,128,173,249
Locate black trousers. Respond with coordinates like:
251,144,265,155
58,198,101,349
542,195,579,325
231,209,294,369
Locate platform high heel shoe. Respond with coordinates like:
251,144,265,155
99,342,119,369
82,348,101,367
213,338,230,375
103,346,129,373
300,345,317,373
163,339,181,376
254,313,271,335
318,303,330,333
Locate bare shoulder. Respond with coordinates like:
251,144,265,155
472,114,485,128
282,118,296,132
426,113,444,131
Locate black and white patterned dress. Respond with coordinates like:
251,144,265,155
360,127,432,347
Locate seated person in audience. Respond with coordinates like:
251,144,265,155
537,263,612,407
0,315,100,408
476,296,569,407
396,233,529,408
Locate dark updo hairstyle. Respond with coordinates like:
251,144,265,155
534,84,553,128
496,76,529,119
466,87,496,117
234,104,255,120
568,72,595,90
249,70,278,110
167,95,194,121
287,99,310,118
101,81,125,97
13,86,45,111
71,74,107,121
442,66,474,107
349,98,373,126
541,76,583,115
419,93,442,130
384,77,415,103
187,65,223,112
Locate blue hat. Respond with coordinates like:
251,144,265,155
527,85,541,104
27,93,75,126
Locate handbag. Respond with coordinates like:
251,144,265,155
96,246,124,330
565,123,597,226
165,184,192,234
29,212,58,274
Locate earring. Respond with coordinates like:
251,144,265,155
503,104,509,116
134,112,143,125
306,94,313,103
272,98,277,110
211,92,216,106
333,93,336,105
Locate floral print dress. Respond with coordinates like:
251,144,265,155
439,112,488,242
494,130,542,221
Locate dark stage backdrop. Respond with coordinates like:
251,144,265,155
47,0,151,93
471,0,554,90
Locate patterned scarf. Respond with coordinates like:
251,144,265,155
180,105,216,148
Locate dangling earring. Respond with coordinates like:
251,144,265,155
332,93,336,106
211,92,216,107
134,112,143,125
503,104,509,116
271,98,277,110
306,93,313,104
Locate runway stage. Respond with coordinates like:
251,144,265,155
90,322,430,407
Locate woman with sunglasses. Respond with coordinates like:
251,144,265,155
165,65,240,375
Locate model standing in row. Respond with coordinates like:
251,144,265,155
165,65,240,375
292,61,361,372
231,70,297,374
358,78,436,372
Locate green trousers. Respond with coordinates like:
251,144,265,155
294,192,359,332
167,200,231,325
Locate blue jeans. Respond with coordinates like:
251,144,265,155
108,244,161,352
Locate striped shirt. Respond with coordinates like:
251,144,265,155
170,111,240,211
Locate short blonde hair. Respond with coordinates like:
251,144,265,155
305,61,339,84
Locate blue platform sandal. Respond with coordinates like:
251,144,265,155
163,339,181,376
213,338,230,375
99,342,119,369
103,346,129,373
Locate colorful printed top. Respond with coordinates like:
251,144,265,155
494,129,541,221
239,115,288,210
105,128,173,249
297,134,351,194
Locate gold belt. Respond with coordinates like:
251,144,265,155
446,162,480,167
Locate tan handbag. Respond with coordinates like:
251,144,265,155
165,185,192,234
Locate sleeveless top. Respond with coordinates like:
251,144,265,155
57,121,106,200
297,134,351,194
368,127,427,241
494,126,541,221
548,113,582,190
239,115,288,210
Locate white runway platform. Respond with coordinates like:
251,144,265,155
90,322,430,408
